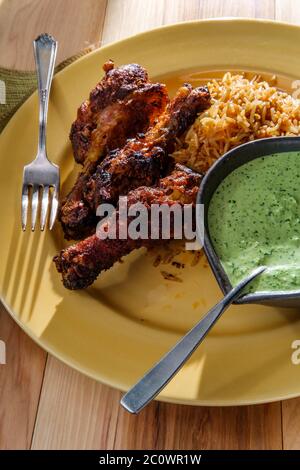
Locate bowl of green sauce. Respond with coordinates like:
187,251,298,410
198,136,300,307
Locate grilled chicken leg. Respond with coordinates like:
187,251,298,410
54,164,201,290
84,84,210,210
70,60,168,165
59,61,169,240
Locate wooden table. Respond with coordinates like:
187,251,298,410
1,0,300,450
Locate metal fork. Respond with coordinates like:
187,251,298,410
21,34,59,231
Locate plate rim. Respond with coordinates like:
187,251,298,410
2,17,300,406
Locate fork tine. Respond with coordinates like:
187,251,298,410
49,186,59,230
31,185,40,231
21,184,29,231
40,185,49,231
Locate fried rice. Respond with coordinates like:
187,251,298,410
173,72,300,173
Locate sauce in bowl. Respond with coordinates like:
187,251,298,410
208,151,300,293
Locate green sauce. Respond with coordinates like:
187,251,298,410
208,151,300,293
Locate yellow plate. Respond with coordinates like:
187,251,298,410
2,18,300,406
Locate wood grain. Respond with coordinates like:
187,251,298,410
0,0,299,450
0,0,107,70
32,357,119,450
282,398,300,449
102,0,275,44
113,402,282,450
276,0,300,25
0,303,46,449
32,361,283,450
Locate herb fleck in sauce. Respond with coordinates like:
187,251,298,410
208,151,300,292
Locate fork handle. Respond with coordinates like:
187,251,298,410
33,34,57,156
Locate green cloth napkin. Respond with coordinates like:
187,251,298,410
0,49,91,133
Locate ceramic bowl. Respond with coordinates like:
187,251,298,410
198,136,300,307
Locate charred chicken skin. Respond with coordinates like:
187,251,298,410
60,80,210,241
54,62,212,290
84,84,210,210
70,60,168,165
54,164,201,290
59,61,169,240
